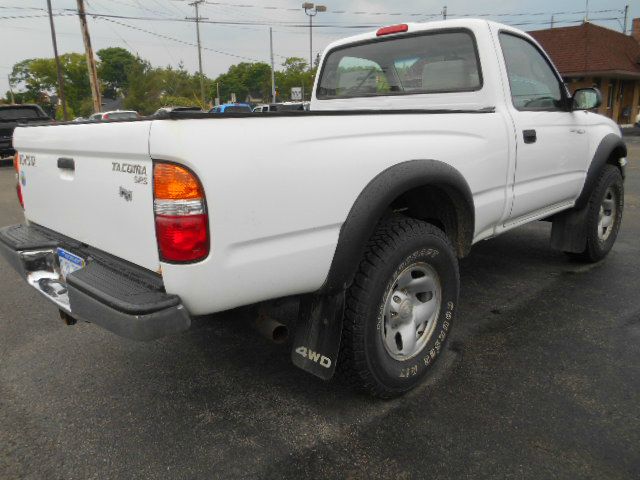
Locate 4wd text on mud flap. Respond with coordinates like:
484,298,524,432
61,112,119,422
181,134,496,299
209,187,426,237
295,346,332,368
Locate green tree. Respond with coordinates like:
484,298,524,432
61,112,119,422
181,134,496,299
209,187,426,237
123,58,162,114
274,57,316,101
213,62,271,103
157,64,208,107
97,47,139,98
9,53,91,118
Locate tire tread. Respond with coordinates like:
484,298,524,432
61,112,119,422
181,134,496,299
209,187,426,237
337,215,456,398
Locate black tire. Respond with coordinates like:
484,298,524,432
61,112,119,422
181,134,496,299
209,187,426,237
568,165,624,263
337,216,459,398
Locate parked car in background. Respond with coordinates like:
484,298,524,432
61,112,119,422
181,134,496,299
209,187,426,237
253,102,307,112
0,104,51,158
89,110,140,121
269,102,306,112
153,106,203,116
209,103,253,114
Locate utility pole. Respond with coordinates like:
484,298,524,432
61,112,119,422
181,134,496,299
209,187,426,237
269,27,276,103
584,0,589,22
550,14,554,28
76,0,101,113
623,4,629,34
442,6,447,20
187,0,207,106
47,0,68,120
7,75,15,104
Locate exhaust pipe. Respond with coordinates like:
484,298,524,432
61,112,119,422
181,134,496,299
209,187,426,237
59,309,77,326
255,313,288,344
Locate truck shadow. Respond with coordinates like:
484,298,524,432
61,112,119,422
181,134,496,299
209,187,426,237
178,222,565,402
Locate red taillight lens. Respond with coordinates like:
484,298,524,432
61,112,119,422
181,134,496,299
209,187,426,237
153,162,209,263
13,152,23,208
376,24,408,36
155,214,209,262
16,184,23,208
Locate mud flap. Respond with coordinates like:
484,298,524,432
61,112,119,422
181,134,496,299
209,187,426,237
550,206,589,253
291,291,344,380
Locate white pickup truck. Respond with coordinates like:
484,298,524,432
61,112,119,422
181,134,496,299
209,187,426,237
2,19,627,397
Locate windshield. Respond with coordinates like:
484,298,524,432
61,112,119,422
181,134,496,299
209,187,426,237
317,30,482,99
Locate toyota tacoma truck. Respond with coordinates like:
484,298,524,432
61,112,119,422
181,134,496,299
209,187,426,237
1,20,627,397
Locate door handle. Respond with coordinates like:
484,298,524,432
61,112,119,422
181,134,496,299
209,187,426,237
57,157,75,170
523,129,537,144
570,128,586,134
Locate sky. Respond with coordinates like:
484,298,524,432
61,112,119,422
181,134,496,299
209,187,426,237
0,0,637,96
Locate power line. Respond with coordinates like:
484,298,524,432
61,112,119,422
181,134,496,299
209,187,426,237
200,2,622,19
96,16,262,62
0,6,625,28
0,10,625,33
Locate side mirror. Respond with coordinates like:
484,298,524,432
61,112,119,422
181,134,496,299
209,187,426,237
572,88,602,111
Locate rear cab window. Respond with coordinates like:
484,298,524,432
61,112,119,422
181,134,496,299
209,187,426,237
0,107,46,120
317,29,482,100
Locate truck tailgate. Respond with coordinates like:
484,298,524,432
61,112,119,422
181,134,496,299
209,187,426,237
13,121,160,272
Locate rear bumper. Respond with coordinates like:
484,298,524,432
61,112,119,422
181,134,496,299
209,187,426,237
0,223,191,341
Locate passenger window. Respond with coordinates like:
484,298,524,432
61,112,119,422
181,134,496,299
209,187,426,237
499,33,563,111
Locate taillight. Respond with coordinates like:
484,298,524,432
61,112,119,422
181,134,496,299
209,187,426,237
153,162,209,262
13,152,23,208
376,24,408,36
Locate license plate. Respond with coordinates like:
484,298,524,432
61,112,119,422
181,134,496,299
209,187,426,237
57,248,85,280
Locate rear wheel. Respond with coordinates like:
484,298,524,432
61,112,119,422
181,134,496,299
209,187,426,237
568,165,623,262
337,216,459,398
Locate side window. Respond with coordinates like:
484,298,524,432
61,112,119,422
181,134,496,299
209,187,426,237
499,33,563,111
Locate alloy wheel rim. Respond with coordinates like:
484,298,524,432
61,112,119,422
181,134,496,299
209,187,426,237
598,187,617,242
381,262,442,361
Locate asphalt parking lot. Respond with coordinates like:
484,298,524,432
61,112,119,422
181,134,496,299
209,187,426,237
1,141,639,480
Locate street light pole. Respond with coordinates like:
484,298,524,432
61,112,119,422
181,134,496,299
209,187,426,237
269,27,276,103
302,3,326,71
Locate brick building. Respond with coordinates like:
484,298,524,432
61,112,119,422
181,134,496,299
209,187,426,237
530,19,640,125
